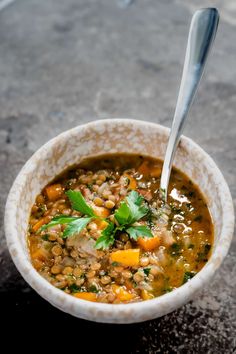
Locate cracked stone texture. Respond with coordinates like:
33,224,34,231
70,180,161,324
0,0,235,352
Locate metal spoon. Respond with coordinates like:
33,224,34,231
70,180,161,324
160,8,219,202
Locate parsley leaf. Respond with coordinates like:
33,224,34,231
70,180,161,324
63,217,92,238
126,191,149,223
40,215,78,232
114,202,131,225
66,190,95,217
126,225,153,240
127,190,144,206
95,222,115,249
114,191,148,226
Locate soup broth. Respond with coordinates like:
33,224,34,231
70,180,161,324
28,154,213,303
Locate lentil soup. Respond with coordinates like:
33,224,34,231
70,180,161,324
28,154,213,303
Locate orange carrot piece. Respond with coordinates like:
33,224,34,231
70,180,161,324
94,219,108,230
73,292,97,302
32,216,50,232
111,285,135,301
110,249,140,267
141,289,154,300
31,247,49,262
124,279,134,291
45,183,63,201
123,173,137,190
32,258,44,271
93,206,111,218
150,166,162,178
138,161,150,176
137,235,161,251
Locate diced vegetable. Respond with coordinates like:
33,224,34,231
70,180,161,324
32,216,50,232
150,166,162,178
110,249,140,266
124,279,133,291
94,219,108,230
93,205,111,218
141,289,155,300
73,292,97,302
138,161,150,175
32,258,44,270
111,285,135,301
31,247,49,262
138,162,162,178
123,173,137,190
45,183,63,201
137,234,161,251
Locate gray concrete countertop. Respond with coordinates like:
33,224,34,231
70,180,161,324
0,0,235,352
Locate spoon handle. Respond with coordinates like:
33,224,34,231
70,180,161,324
160,8,219,201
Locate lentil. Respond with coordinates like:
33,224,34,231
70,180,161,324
51,245,62,256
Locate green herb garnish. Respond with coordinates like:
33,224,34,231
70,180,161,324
170,243,182,256
40,189,153,250
96,191,152,249
65,190,95,217
197,244,211,262
95,222,115,249
41,234,49,241
183,271,196,284
40,215,78,231
143,268,151,276
63,217,93,238
126,225,153,241
111,261,120,266
162,286,173,293
69,284,81,293
114,191,148,225
88,285,99,293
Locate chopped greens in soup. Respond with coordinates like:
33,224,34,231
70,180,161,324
28,154,213,303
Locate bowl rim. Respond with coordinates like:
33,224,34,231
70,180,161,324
4,118,235,322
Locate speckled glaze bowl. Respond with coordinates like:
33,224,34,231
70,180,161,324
5,119,234,323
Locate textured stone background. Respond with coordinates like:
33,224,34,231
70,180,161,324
0,0,235,352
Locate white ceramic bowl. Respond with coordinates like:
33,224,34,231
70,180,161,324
5,119,234,323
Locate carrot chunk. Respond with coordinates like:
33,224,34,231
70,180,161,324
32,216,50,232
94,219,108,230
31,247,49,262
150,166,162,178
73,292,97,302
110,249,140,267
137,235,161,251
123,173,137,190
93,206,111,218
111,285,135,301
141,289,154,300
45,183,63,201
138,161,150,175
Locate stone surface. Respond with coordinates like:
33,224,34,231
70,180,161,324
0,0,235,352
